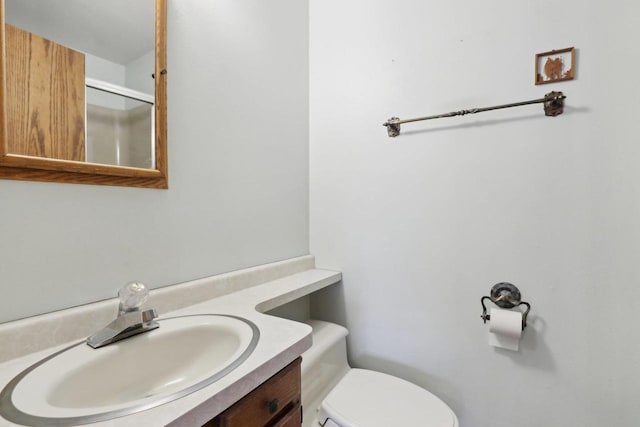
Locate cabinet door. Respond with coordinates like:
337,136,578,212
205,358,301,427
5,24,86,161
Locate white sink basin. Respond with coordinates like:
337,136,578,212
0,314,259,426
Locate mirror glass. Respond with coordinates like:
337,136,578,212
0,0,168,188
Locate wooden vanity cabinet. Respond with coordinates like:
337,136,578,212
203,357,302,427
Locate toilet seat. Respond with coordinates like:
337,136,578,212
317,368,458,427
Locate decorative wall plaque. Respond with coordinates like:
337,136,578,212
535,47,575,85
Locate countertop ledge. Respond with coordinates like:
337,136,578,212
0,267,342,427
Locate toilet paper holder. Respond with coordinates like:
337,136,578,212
481,282,531,330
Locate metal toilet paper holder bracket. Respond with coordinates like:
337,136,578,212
481,282,531,331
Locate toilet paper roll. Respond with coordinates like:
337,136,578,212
488,308,523,351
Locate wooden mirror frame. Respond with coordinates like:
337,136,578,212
0,0,167,189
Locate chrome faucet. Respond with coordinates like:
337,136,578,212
87,282,159,349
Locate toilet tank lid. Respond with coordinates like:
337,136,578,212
318,369,458,427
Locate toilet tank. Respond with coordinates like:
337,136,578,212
301,320,351,424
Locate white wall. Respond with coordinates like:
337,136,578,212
125,50,156,98
309,1,640,426
85,53,127,110
0,0,309,323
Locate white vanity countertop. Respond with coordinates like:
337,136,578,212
0,267,342,427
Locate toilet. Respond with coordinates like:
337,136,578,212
301,320,459,427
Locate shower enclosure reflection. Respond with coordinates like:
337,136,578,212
86,84,154,169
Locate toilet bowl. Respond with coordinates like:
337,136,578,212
301,320,458,427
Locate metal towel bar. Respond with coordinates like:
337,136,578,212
383,91,566,137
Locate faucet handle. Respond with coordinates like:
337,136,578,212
118,282,149,313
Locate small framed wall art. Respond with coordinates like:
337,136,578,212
535,47,575,85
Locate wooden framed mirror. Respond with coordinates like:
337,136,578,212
0,0,167,188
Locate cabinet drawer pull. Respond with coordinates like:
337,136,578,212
267,398,279,414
